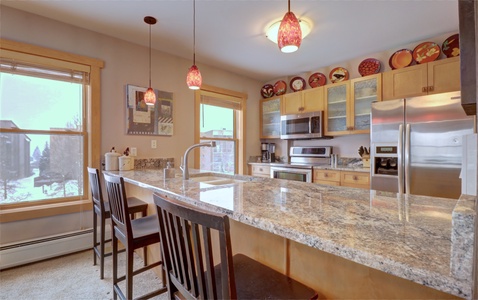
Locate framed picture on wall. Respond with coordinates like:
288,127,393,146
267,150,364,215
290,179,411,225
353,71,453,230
125,84,174,136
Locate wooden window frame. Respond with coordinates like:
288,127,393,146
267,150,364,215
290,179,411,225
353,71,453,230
194,84,247,175
0,39,104,223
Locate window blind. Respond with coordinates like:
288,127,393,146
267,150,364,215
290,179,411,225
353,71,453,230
0,58,89,84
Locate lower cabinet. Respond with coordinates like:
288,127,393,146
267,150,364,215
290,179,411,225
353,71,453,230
313,169,370,189
250,164,271,178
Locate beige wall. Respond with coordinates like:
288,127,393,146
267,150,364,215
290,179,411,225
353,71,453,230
0,5,263,244
0,5,263,168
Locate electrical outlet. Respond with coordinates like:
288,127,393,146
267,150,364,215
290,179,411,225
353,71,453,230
130,147,137,156
151,140,157,149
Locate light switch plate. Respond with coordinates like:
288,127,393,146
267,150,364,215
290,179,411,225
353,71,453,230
151,140,157,149
130,147,137,157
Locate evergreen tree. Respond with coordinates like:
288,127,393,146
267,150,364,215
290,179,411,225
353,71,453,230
39,141,50,176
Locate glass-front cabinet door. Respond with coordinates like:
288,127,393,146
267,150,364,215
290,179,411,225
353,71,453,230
324,81,349,135
260,96,281,138
350,74,382,133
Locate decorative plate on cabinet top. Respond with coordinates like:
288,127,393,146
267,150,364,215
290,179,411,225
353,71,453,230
412,42,441,64
329,67,349,83
260,84,275,98
308,72,327,88
358,58,381,77
389,49,413,70
442,34,460,58
273,80,287,96
290,76,306,92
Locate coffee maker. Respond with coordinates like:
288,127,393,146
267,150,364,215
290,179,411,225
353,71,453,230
261,143,269,162
269,143,276,162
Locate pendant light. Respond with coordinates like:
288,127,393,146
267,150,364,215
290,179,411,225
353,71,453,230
186,0,202,90
277,0,302,53
144,16,157,106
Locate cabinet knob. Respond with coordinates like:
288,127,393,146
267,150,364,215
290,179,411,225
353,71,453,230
422,87,427,92
353,176,358,181
429,86,434,92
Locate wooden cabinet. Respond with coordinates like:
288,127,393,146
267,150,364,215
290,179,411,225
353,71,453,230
260,97,281,139
281,87,324,115
340,171,370,189
313,169,341,186
324,74,382,136
250,164,271,178
382,57,460,100
313,169,370,189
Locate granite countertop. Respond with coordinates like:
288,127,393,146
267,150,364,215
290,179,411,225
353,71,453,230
104,168,475,299
248,161,370,173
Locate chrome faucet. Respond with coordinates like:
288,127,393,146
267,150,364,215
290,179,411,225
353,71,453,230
180,141,216,180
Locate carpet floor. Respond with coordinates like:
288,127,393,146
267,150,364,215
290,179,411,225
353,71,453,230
0,250,169,300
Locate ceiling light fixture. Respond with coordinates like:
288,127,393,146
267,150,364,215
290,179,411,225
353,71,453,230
144,16,157,106
277,0,302,53
266,18,311,44
186,0,202,90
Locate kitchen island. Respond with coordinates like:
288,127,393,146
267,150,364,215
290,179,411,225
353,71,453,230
104,168,475,299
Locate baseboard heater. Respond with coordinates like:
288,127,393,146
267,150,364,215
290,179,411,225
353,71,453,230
0,229,93,270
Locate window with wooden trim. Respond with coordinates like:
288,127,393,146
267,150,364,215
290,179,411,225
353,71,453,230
194,85,247,175
0,39,103,217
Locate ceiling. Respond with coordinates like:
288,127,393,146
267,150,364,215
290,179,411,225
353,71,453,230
2,0,459,82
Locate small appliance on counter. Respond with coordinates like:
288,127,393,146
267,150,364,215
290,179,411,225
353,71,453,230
261,143,269,162
261,143,276,163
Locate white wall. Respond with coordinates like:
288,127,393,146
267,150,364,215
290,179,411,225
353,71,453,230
0,6,263,244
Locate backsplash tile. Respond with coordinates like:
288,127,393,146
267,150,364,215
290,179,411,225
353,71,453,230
134,158,174,169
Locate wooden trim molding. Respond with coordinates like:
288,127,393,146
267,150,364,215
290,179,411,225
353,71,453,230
0,200,92,223
0,39,103,222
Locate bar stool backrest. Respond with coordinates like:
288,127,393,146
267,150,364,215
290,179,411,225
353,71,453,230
153,193,236,300
87,167,105,213
103,174,133,242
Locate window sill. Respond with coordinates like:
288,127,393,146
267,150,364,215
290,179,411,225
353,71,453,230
0,200,92,223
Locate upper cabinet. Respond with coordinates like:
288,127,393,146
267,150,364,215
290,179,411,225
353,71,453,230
382,56,460,100
260,96,281,139
281,87,324,115
324,73,382,135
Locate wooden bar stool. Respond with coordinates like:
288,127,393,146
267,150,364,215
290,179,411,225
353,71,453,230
153,193,318,300
87,167,148,280
104,174,167,300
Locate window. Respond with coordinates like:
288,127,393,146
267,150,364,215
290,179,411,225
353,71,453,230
0,39,103,221
194,85,247,175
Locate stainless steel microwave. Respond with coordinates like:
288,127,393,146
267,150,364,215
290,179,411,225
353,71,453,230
280,111,324,139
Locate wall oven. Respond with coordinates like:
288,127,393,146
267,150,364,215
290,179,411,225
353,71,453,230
280,111,324,140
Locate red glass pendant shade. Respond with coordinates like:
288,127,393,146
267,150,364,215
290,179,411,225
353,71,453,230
186,64,202,90
278,11,302,53
144,87,156,106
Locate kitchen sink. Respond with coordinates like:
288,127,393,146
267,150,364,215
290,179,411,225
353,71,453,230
190,175,244,186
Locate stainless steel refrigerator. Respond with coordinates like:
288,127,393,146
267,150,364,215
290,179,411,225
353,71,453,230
370,91,475,199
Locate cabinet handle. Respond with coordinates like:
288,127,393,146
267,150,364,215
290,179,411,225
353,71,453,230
429,86,434,92
422,87,427,92
324,173,328,178
353,176,358,181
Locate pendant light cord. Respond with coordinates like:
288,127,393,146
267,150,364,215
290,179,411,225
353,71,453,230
288,0,290,13
193,0,196,65
149,22,152,87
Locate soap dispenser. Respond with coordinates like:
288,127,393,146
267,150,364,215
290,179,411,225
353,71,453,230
163,162,175,179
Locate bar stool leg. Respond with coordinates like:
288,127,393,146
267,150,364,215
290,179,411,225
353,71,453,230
126,248,134,300
99,212,106,279
93,210,98,267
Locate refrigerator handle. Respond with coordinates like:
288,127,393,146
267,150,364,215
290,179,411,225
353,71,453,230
405,123,411,195
398,124,404,194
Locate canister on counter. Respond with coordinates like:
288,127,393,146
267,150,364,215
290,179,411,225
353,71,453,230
105,148,121,171
119,155,134,171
